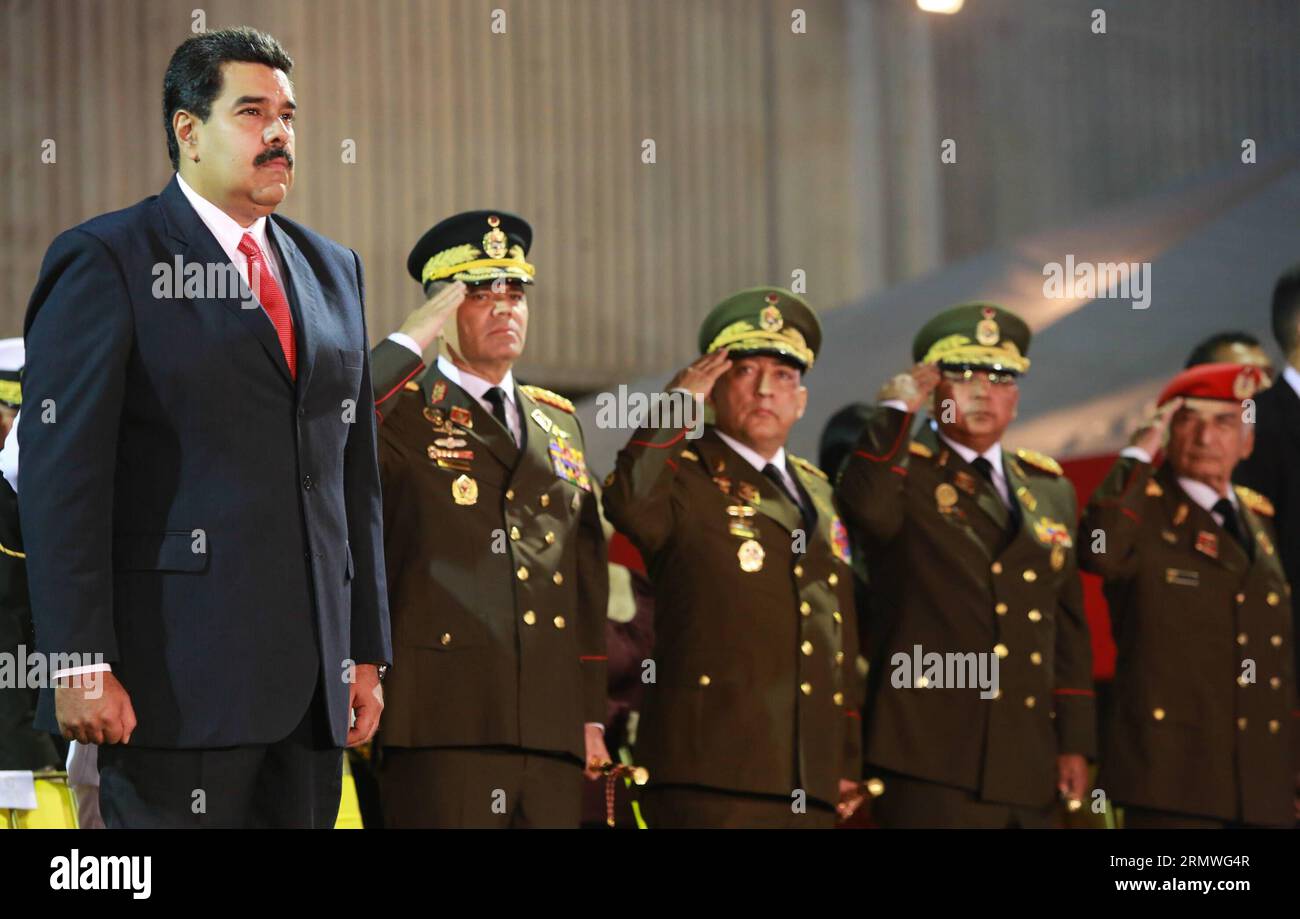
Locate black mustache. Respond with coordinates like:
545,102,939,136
254,148,294,168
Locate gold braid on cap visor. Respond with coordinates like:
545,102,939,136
921,333,1030,374
421,243,536,285
706,321,814,370
0,380,20,406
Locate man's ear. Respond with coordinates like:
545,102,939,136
1240,423,1256,461
796,385,808,419
173,110,202,162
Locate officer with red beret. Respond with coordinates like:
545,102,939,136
1079,362,1298,827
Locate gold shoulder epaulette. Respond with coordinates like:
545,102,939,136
909,441,933,459
404,381,420,391
1015,448,1062,476
789,454,828,481
520,384,575,414
1234,485,1275,518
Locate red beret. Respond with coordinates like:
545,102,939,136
1157,362,1267,407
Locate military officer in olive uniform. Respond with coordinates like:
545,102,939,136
0,341,61,771
371,212,610,828
1080,362,1298,828
603,288,864,829
838,304,1097,828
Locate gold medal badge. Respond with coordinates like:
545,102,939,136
451,474,478,506
737,539,765,573
935,483,959,510
737,481,761,505
430,381,447,404
450,406,474,428
727,504,757,539
1257,530,1275,556
1050,544,1065,572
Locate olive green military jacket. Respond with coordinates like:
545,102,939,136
1079,457,1297,826
837,408,1097,808
370,339,608,760
603,422,863,809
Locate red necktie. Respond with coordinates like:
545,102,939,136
237,233,297,379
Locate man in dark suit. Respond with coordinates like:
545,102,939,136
18,27,391,827
1236,265,1300,690
371,212,609,828
604,288,865,829
837,304,1096,828
1081,363,1296,827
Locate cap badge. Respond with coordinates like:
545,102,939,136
760,295,783,332
483,215,509,259
975,307,1000,346
1232,368,1258,401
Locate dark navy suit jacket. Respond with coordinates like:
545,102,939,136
19,175,392,748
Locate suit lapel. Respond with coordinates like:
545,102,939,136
699,429,802,535
158,177,294,390
267,217,323,399
1159,466,1249,576
438,371,521,471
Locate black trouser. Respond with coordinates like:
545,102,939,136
380,746,583,828
641,784,837,829
97,680,342,829
870,769,1058,829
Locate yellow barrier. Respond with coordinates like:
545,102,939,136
0,772,79,829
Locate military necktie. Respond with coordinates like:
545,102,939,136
972,456,1021,534
1212,498,1251,559
763,462,815,529
484,387,515,444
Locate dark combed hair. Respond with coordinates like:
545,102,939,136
162,27,293,169
1184,330,1262,368
1270,263,1300,355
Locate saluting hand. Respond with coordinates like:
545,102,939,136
1128,396,1183,458
666,348,732,399
397,280,468,353
55,670,137,746
877,362,941,414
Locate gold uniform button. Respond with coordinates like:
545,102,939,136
993,643,1009,659
1269,719,1280,734
1270,634,1283,647
835,650,845,664
1270,676,1282,690
540,494,550,508
828,573,839,586
1267,591,1280,607
698,674,711,687
1236,592,1246,604
800,682,813,696
793,564,804,578
1236,632,1248,646
1030,651,1042,665
865,778,885,797
505,488,515,501
801,641,814,656
1023,569,1037,582
1024,696,1036,709
553,615,566,629
523,610,537,625
916,675,929,688
995,602,1008,616
440,632,452,646
799,601,811,615
833,691,844,705
517,566,529,581
990,689,1002,700
545,531,556,545
509,526,521,541
991,562,1003,575
1153,708,1166,721
1237,717,1248,731
832,611,843,624
553,572,564,586
1237,674,1250,687
1028,609,1042,622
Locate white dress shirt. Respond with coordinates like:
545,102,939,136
1117,447,1239,526
387,335,523,445
935,430,1012,509
714,429,805,511
0,409,17,492
1284,364,1300,401
176,173,286,305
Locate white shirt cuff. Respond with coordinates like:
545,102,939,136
584,722,605,733
880,399,909,413
1119,446,1153,464
53,663,112,680
387,331,423,357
